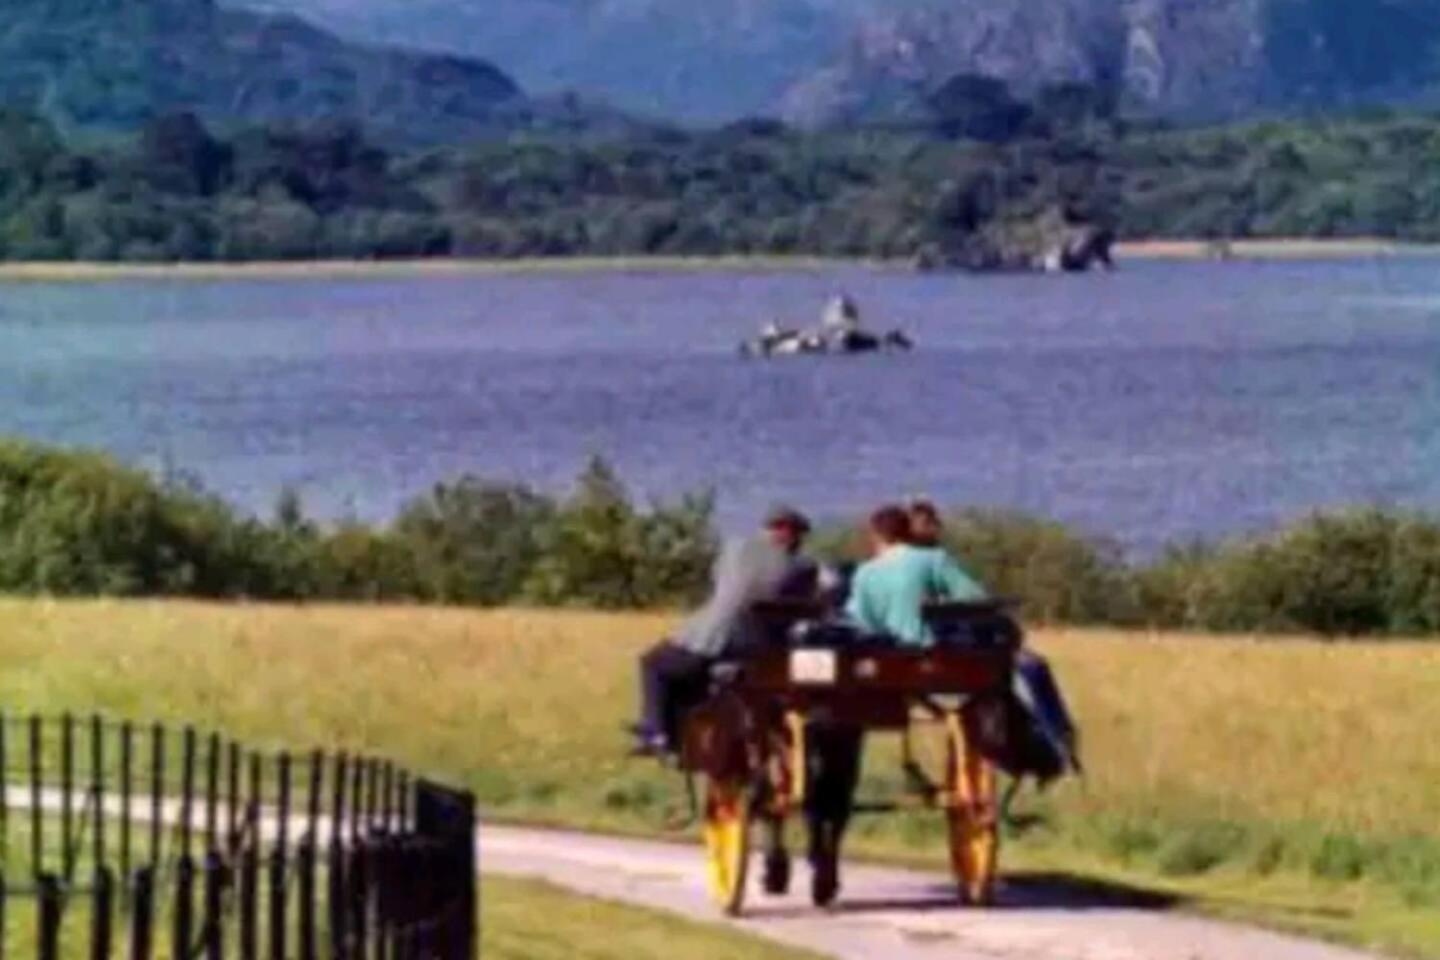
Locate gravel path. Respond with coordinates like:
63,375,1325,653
482,826,1386,960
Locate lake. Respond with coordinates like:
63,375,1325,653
1,258,1437,553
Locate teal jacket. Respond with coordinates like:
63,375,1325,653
845,545,987,647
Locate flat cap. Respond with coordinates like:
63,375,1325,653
763,504,812,533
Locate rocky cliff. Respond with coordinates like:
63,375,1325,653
782,0,1440,127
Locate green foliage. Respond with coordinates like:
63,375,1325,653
940,510,1131,625
521,458,717,609
6,438,1440,637
394,479,554,606
5,103,1440,262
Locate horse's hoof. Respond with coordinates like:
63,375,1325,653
763,850,791,896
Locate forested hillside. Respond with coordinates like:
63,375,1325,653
0,0,634,145
2,99,1439,264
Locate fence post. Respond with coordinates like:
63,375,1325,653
0,714,8,865
349,844,368,960
91,715,105,874
203,852,225,960
120,722,133,884
174,854,195,960
149,725,164,869
27,717,40,879
276,754,292,863
128,868,154,960
205,733,221,855
227,742,242,857
306,753,322,849
297,837,317,960
270,752,293,960
180,726,196,864
37,874,61,960
60,714,74,880
239,842,259,960
414,783,477,960
328,755,348,960
247,754,263,859
349,761,363,845
92,867,114,960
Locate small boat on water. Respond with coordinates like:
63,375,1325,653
739,296,914,358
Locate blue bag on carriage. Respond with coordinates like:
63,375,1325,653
966,650,1081,786
1013,650,1082,780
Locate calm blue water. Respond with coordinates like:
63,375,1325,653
1,259,1438,552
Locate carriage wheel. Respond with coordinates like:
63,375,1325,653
704,779,752,916
944,711,999,906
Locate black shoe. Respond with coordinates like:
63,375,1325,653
811,853,839,908
762,850,792,896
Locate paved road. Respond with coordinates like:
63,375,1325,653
482,826,1385,960
7,786,1385,960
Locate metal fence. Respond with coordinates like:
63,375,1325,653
0,713,477,960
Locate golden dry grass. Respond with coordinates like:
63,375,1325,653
0,601,1436,955
1116,238,1440,261
1034,628,1440,834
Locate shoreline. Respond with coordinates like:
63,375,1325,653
0,255,883,283
0,239,1437,282
1116,237,1440,260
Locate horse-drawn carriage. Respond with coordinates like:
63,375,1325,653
676,600,1028,916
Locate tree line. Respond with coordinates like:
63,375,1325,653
5,438,1440,638
3,92,1440,265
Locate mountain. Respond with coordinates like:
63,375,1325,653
0,0,614,144
240,0,890,124
249,0,1440,127
782,0,1440,127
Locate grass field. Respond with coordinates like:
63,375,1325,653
485,877,821,960
0,601,1436,957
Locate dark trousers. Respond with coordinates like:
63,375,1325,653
638,641,711,744
804,725,864,864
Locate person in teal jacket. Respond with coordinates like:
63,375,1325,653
845,503,987,646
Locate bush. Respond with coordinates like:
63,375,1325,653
7,437,1440,638
521,458,716,609
1182,510,1417,636
393,479,555,606
940,510,1132,625
0,441,225,595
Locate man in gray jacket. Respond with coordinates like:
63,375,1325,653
633,506,817,754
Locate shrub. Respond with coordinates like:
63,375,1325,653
393,478,555,606
521,458,716,609
940,510,1132,625
1184,510,1414,636
0,441,227,595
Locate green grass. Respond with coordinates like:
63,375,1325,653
0,601,1436,957
0,816,819,960
483,877,821,960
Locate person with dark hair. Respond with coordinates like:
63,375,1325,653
631,506,817,754
845,504,986,647
907,499,944,548
902,502,1082,783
